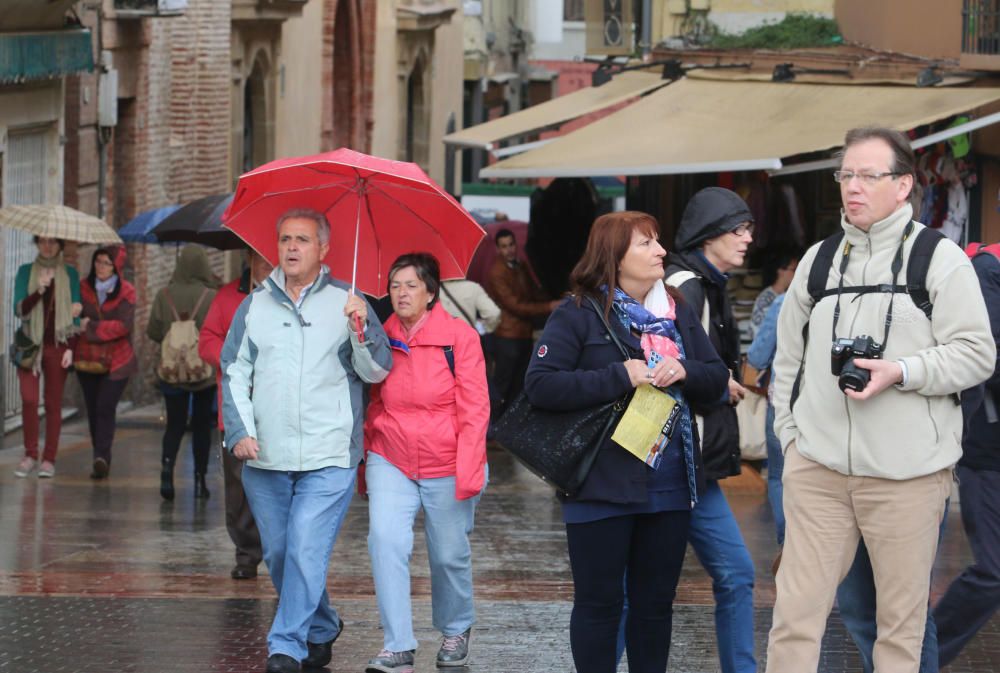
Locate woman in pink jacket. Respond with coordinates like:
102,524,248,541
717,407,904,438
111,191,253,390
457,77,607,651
363,252,489,673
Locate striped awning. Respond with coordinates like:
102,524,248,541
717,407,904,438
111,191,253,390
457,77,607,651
0,30,94,84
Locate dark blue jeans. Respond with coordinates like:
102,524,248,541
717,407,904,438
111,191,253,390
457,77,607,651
836,500,949,673
765,403,785,545
933,466,1000,667
689,481,757,673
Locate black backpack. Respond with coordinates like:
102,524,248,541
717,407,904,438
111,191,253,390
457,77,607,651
790,224,945,408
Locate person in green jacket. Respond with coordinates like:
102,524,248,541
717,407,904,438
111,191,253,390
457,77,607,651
12,236,81,478
147,245,218,500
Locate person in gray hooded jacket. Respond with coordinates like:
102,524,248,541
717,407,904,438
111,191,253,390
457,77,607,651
663,187,757,673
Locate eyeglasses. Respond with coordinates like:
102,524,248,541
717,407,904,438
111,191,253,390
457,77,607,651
833,170,901,185
729,223,754,237
94,259,114,267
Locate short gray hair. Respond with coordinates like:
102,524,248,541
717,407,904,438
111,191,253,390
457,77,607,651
276,208,330,245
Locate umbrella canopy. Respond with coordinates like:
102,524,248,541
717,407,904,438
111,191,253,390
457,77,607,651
223,148,486,297
118,205,181,243
151,193,242,250
0,204,121,244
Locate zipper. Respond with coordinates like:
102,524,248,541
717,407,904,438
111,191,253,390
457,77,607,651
842,234,872,477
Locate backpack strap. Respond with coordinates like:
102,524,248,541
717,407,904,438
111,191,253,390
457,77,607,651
806,231,845,305
443,345,455,378
191,288,211,319
905,226,945,320
163,290,181,322
791,231,846,411
666,270,709,334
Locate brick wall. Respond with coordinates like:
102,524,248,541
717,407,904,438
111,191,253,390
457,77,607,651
64,1,233,405
321,0,376,152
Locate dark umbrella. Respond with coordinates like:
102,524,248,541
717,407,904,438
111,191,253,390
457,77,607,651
151,193,242,249
118,205,181,243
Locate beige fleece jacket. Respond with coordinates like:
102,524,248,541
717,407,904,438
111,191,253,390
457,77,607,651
772,203,996,480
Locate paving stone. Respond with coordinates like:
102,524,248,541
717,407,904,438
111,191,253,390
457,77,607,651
0,407,996,672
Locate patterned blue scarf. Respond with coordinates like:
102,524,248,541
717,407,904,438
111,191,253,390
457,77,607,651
605,285,700,505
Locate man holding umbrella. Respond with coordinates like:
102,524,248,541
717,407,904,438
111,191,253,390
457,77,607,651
221,208,393,673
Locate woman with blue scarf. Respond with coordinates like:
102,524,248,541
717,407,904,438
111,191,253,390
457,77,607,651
524,211,729,673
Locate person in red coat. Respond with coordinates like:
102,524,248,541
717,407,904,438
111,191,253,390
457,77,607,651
198,248,272,580
74,246,137,479
363,253,489,672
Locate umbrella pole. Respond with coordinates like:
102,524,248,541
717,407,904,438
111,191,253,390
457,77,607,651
351,190,364,340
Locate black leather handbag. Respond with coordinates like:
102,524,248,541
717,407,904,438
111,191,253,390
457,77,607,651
493,295,632,496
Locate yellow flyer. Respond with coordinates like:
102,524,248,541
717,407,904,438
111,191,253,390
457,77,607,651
611,384,679,469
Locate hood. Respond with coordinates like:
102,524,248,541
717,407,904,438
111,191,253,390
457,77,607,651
170,245,215,286
675,187,753,252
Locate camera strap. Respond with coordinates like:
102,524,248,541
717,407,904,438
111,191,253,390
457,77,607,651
830,220,914,352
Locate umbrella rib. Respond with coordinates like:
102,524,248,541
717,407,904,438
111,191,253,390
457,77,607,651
223,179,361,230
364,183,468,276
362,189,384,293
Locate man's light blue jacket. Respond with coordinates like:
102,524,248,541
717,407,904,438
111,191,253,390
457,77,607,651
221,265,392,471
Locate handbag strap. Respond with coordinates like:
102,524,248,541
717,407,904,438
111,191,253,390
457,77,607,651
582,295,630,362
440,282,476,326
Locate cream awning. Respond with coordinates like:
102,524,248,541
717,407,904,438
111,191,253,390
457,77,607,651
443,70,668,151
479,78,1000,178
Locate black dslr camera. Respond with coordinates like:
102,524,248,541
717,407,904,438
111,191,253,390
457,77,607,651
830,336,883,393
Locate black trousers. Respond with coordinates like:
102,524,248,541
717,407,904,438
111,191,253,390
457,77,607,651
933,465,1000,666
77,372,129,466
220,443,262,568
490,336,534,420
161,386,216,474
565,510,691,673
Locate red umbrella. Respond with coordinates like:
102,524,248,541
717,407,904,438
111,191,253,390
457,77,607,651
221,148,486,298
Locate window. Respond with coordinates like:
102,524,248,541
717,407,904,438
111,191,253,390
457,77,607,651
963,0,1000,55
564,0,584,21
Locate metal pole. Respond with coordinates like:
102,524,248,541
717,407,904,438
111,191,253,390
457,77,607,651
0,358,5,452
641,0,653,59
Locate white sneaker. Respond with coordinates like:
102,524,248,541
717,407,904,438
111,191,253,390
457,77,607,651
14,457,36,477
37,461,55,478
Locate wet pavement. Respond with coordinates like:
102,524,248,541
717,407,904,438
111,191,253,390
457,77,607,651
0,405,996,672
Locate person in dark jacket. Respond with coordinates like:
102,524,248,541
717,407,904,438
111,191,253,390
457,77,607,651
199,248,272,579
525,211,729,673
75,246,137,479
663,186,757,673
932,243,1000,666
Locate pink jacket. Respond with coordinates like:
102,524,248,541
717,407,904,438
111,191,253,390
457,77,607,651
365,303,489,499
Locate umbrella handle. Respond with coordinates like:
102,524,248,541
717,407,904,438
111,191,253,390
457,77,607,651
354,313,365,342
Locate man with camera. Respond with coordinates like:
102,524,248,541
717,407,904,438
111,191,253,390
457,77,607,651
764,126,996,673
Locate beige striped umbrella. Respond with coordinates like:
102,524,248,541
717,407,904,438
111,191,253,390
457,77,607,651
0,204,122,244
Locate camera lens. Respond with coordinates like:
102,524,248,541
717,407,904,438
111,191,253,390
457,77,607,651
838,362,871,392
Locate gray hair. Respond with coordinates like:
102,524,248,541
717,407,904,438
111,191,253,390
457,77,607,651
276,208,330,245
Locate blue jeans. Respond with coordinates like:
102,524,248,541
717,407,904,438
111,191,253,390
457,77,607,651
242,464,354,661
933,466,1000,667
765,403,785,545
689,480,757,673
366,452,483,651
836,501,949,673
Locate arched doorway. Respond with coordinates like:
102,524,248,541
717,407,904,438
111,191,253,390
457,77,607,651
243,54,270,172
405,56,429,168
332,0,357,149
